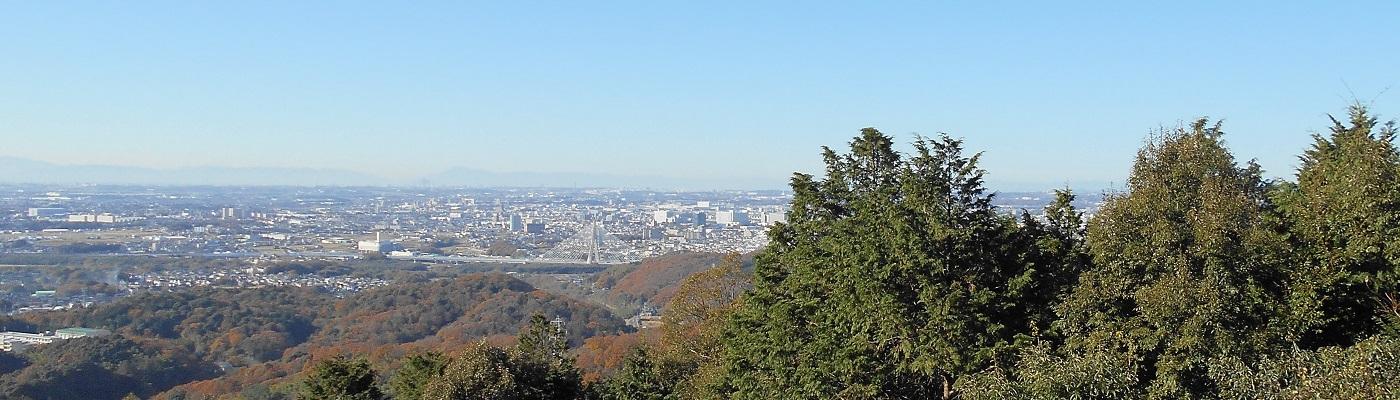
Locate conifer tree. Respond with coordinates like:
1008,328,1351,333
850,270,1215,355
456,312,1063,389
420,317,584,400
300,356,383,400
1056,119,1289,398
390,352,448,400
422,342,520,400
1279,104,1400,346
1012,189,1091,341
589,348,683,400
513,314,584,400
717,128,1035,399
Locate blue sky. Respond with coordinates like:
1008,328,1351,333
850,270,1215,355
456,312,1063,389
2,1,1398,189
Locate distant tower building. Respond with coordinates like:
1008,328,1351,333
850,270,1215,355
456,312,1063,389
683,228,707,241
652,210,672,224
763,211,788,225
716,210,750,225
525,220,546,234
494,200,506,222
509,214,525,232
693,211,707,227
219,207,243,220
358,232,392,253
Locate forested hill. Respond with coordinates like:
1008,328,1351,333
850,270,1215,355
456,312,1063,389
23,287,329,363
0,273,629,400
313,273,626,348
592,251,754,310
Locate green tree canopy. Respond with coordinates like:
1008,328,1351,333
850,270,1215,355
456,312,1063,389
1279,103,1400,347
1056,119,1290,398
717,129,1051,399
422,342,520,400
390,352,448,400
299,356,382,400
420,315,584,400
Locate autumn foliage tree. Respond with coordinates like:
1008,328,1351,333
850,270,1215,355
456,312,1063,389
590,253,751,399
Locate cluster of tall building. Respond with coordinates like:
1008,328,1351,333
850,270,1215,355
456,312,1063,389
651,206,785,228
501,210,547,234
25,207,148,224
67,213,142,223
219,207,245,220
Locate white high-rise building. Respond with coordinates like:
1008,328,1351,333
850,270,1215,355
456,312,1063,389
652,210,673,224
509,214,525,231
220,207,244,220
358,232,392,253
763,211,788,225
716,210,750,226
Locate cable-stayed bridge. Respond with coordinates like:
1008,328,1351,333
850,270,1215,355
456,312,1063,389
538,221,631,264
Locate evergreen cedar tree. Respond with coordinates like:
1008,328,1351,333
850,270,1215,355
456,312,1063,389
389,352,447,400
715,129,1073,398
300,356,383,400
1053,119,1290,398
289,104,1400,400
1278,104,1400,347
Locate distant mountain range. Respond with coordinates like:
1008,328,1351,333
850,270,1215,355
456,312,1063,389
0,156,1111,192
420,167,786,190
0,156,789,190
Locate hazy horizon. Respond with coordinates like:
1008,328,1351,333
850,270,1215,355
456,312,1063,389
3,2,1398,190
0,154,1120,192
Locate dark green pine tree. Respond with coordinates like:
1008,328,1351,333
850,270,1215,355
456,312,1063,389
512,314,585,400
1011,189,1091,341
1055,119,1290,398
1278,104,1400,347
299,356,383,400
389,352,448,400
589,348,680,400
716,128,1037,399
